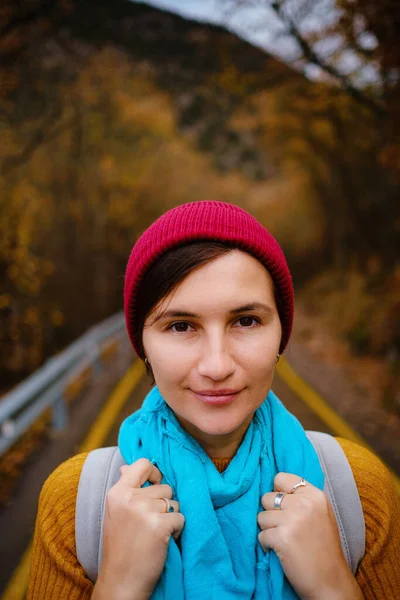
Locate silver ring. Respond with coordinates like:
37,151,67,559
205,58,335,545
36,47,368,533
290,478,307,494
161,497,175,513
273,491,287,510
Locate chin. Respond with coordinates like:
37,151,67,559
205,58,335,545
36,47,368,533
183,412,251,438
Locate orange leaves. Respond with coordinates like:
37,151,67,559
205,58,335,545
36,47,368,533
99,155,116,178
23,307,40,326
0,294,11,309
209,65,248,98
378,144,400,172
50,308,64,326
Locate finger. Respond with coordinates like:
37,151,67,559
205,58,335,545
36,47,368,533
261,491,296,511
274,472,311,494
141,484,174,500
158,498,180,514
161,512,185,540
119,458,163,488
258,525,279,553
257,509,282,530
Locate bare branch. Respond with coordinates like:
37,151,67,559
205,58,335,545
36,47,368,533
270,1,386,116
0,99,70,175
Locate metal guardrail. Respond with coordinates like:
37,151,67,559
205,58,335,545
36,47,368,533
0,312,128,456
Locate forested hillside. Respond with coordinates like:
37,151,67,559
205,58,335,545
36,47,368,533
1,0,399,407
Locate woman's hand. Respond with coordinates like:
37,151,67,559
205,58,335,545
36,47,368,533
258,473,364,600
92,458,185,600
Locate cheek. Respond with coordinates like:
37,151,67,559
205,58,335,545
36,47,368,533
234,327,281,367
146,339,193,384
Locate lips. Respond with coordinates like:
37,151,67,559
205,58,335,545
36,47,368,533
192,389,242,406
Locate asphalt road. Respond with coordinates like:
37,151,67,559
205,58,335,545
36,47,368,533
0,366,333,596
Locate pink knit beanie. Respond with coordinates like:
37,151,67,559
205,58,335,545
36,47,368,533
124,201,294,354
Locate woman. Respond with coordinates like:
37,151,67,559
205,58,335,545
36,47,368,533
28,201,400,600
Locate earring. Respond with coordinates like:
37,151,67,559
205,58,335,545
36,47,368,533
144,357,149,367
276,353,280,363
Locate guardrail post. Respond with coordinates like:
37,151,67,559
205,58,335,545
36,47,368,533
118,332,129,356
52,395,68,431
1,419,15,439
88,341,101,376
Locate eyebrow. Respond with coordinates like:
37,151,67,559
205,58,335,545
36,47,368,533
157,303,275,320
230,303,275,315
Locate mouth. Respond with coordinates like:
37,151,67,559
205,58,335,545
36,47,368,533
191,388,243,406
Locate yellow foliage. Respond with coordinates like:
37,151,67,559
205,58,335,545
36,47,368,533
23,308,40,326
116,89,174,136
50,309,64,326
0,294,11,309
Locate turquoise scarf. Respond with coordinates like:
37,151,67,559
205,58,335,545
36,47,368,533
118,387,324,600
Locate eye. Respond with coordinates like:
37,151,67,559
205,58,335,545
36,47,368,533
168,321,194,333
234,316,259,328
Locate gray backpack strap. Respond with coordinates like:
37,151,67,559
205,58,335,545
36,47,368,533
306,431,365,574
76,446,126,582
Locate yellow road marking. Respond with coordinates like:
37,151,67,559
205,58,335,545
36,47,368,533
1,360,145,600
1,542,33,600
277,356,400,495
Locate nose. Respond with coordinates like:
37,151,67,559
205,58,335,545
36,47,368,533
196,330,235,381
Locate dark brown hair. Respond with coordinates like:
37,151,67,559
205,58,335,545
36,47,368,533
132,241,284,370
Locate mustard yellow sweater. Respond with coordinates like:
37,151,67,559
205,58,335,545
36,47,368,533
27,438,400,599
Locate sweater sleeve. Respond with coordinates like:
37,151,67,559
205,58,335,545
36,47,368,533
27,453,93,600
336,437,400,600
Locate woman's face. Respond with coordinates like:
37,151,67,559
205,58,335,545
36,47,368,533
142,250,282,451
